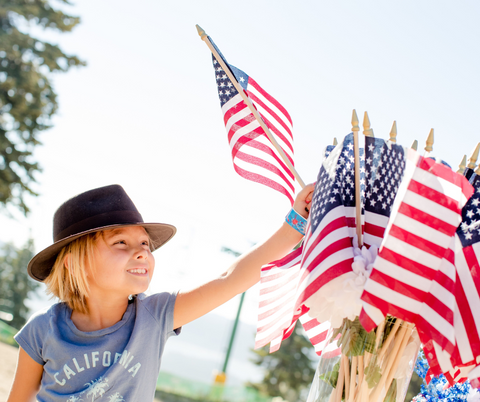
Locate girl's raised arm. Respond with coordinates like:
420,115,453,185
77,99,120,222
173,183,315,329
7,347,43,402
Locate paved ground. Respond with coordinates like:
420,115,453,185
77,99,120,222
0,342,162,402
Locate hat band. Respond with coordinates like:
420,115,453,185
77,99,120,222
54,210,144,242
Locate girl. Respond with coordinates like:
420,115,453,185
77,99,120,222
7,183,314,402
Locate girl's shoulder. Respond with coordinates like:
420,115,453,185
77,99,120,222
17,302,66,337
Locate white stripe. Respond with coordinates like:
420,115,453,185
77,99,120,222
228,118,261,149
233,156,294,190
433,341,454,373
384,235,442,271
241,135,294,178
361,302,385,326
364,233,384,248
221,93,243,115
394,211,452,249
301,225,353,272
248,84,293,132
363,280,423,313
455,237,480,337
364,210,389,228
373,255,432,292
418,302,455,345
402,190,461,229
413,165,466,206
454,299,474,364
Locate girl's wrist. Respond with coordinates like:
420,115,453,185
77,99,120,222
285,208,307,236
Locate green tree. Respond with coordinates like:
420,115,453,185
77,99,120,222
248,322,317,402
0,0,85,213
0,239,39,329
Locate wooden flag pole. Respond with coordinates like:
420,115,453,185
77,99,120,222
352,110,362,247
389,121,397,143
467,143,480,170
424,129,434,157
457,155,467,175
196,25,305,189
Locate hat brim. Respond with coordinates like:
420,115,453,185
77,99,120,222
28,222,176,282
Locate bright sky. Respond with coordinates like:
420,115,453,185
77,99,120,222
2,0,480,325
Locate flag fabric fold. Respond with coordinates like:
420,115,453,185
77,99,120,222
208,37,296,205
360,149,474,372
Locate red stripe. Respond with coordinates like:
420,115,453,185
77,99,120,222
398,202,457,236
407,179,462,215
227,117,263,145
302,317,320,332
302,215,350,263
258,294,296,321
233,164,294,205
368,269,427,303
415,316,455,356
296,258,353,310
223,100,249,127
259,272,297,297
359,308,378,332
379,247,437,280
309,330,328,345
456,246,480,360
234,149,294,193
248,77,293,126
364,222,385,239
236,137,295,180
389,223,447,259
261,247,302,273
258,113,294,157
360,290,416,323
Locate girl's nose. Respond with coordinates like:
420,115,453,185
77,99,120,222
135,247,148,259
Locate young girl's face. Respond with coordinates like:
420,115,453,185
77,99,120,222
86,226,155,298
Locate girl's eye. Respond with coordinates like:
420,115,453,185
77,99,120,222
115,240,126,245
142,241,149,246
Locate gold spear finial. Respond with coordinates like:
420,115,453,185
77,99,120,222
411,140,418,151
352,109,359,134
467,143,480,169
333,137,338,146
457,155,467,174
389,121,397,143
363,111,374,137
196,24,207,40
425,129,434,153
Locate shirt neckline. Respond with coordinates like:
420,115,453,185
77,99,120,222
64,299,135,337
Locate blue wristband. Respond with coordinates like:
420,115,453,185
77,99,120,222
285,208,307,235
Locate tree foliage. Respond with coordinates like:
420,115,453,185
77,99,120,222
248,323,317,402
0,240,39,329
0,0,85,213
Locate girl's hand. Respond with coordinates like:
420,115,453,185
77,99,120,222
293,182,316,219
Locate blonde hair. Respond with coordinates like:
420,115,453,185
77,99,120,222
45,232,101,314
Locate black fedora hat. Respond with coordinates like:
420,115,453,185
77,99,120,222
28,184,176,282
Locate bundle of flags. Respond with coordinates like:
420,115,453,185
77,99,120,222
253,132,480,386
202,31,480,386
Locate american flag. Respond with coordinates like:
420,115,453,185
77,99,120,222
255,138,358,355
446,174,480,384
360,149,473,357
363,137,406,249
208,38,296,205
296,133,360,310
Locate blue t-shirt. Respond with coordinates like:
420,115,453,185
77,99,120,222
14,292,180,402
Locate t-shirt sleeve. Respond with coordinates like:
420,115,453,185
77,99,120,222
140,291,181,338
14,308,52,365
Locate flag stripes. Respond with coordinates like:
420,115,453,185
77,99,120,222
210,47,297,204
